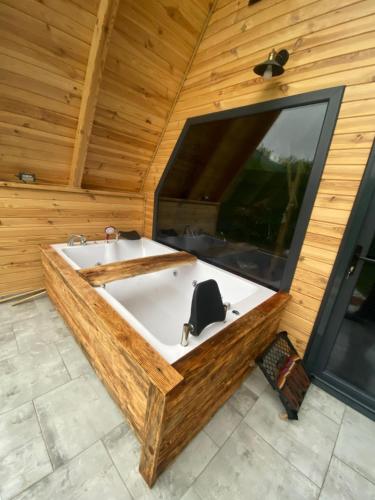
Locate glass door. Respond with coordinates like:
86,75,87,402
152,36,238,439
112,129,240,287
326,233,375,400
306,141,375,419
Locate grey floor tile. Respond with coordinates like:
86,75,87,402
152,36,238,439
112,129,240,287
0,326,18,361
204,401,242,447
34,375,123,468
245,388,339,487
229,383,257,417
335,407,375,484
0,345,70,415
243,366,269,397
0,301,39,326
180,487,203,500
14,440,131,500
0,402,52,500
103,423,218,499
303,384,345,424
320,456,375,500
33,296,57,317
56,337,95,379
194,421,319,500
13,315,70,354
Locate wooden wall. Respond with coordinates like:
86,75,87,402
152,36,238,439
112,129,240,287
0,182,144,296
82,0,213,192
2,0,375,353
0,0,98,184
0,0,212,190
143,0,375,353
0,0,212,296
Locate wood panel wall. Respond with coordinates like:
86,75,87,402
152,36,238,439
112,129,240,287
0,182,144,296
0,0,212,190
81,0,214,192
0,0,213,296
0,0,99,184
143,0,375,354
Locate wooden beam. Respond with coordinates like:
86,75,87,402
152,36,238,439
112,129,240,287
78,251,197,286
139,385,167,487
69,0,119,187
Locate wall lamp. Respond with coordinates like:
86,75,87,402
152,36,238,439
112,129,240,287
253,49,289,80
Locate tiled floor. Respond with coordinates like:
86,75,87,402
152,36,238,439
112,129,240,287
1,296,375,500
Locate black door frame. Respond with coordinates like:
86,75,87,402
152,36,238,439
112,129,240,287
305,139,375,420
152,87,345,291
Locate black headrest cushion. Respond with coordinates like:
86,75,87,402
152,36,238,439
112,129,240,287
189,279,226,336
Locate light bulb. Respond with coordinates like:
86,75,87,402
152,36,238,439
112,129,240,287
263,65,273,80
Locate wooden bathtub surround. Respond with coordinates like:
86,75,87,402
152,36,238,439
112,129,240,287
42,244,290,487
78,251,197,286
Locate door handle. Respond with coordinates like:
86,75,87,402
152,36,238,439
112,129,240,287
346,245,363,278
359,256,375,264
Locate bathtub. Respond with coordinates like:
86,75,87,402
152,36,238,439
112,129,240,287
42,238,289,486
53,238,275,364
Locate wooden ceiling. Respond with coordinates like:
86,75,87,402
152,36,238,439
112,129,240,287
0,0,213,192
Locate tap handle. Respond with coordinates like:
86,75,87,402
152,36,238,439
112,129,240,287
105,226,117,242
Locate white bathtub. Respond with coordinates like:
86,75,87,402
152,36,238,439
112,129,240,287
53,238,275,364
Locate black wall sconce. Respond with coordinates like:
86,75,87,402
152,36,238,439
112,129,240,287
253,49,289,79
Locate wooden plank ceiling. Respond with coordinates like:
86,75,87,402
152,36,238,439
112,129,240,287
0,0,213,191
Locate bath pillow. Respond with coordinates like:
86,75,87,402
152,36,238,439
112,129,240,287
189,279,226,336
119,230,141,240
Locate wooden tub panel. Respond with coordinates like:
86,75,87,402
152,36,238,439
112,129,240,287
141,292,290,484
43,255,149,437
41,246,183,441
41,244,289,488
78,251,197,286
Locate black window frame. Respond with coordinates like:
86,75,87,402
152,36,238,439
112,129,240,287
153,87,345,291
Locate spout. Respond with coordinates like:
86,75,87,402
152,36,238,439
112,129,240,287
181,323,192,347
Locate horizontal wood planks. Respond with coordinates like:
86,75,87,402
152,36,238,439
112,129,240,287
0,0,98,184
143,0,375,354
79,251,196,286
0,0,212,191
0,182,145,296
81,0,213,192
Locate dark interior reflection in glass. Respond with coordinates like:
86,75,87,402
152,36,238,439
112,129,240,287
327,236,375,398
156,102,328,289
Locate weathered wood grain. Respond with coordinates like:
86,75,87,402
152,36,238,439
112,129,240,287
42,244,289,487
42,245,183,394
78,251,196,286
139,385,167,486
156,292,290,477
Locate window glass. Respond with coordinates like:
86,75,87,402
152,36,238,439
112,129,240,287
156,102,328,289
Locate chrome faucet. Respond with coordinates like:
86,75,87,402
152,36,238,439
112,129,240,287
181,303,230,347
105,226,119,243
68,234,87,246
181,323,194,347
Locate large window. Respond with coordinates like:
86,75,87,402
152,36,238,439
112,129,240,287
154,89,343,290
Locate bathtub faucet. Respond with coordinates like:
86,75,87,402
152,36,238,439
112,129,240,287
181,323,194,347
67,234,87,246
105,226,119,243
